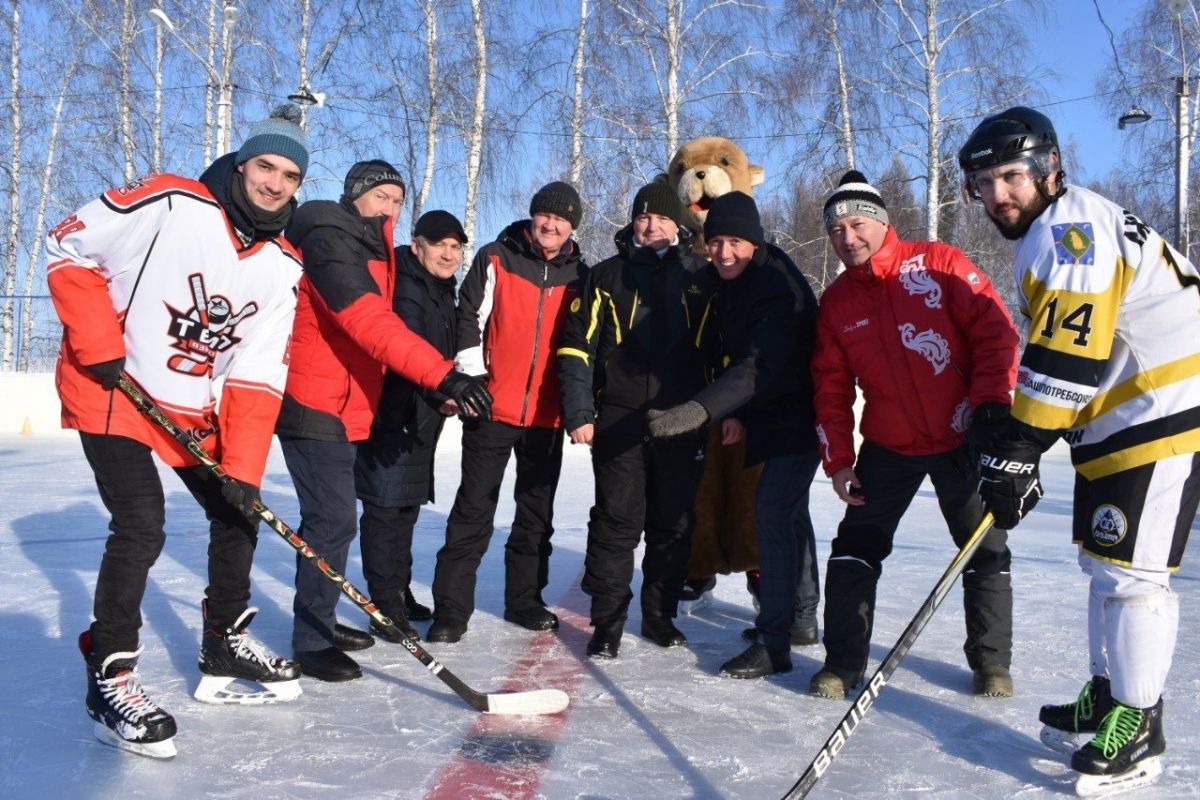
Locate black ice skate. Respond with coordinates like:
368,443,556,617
1038,675,1113,755
1071,698,1165,797
196,603,302,705
80,631,177,759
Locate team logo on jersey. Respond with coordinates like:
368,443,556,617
898,254,943,308
164,273,259,377
1053,222,1096,266
950,397,971,434
1091,504,1128,547
898,323,950,374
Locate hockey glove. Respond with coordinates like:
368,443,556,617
646,401,709,438
969,402,1011,455
437,371,493,421
86,357,126,390
978,438,1043,530
221,478,261,518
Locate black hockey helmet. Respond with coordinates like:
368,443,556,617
958,106,1059,173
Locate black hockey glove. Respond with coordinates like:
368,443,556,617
437,371,493,421
221,478,261,518
969,402,1011,454
646,401,709,438
978,438,1043,530
86,357,126,390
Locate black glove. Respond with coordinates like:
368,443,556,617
978,438,1043,530
969,402,1011,456
646,401,709,438
437,371,493,421
85,357,126,390
221,478,261,518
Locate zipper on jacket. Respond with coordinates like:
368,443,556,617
519,262,550,425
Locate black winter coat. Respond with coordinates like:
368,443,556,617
692,243,819,466
354,245,457,507
557,225,716,439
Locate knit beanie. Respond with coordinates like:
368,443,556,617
529,181,583,229
630,182,685,227
343,160,406,203
822,170,889,230
703,191,764,246
236,104,309,179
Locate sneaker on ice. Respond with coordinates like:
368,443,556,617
1071,698,1165,797
80,631,177,759
196,603,302,705
1039,675,1113,754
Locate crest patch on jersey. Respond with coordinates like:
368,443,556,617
1053,222,1096,266
570,297,581,313
1091,504,1128,547
164,273,259,377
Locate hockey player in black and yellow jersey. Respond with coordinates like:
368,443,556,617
960,106,1199,796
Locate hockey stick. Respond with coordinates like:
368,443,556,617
781,512,996,799
116,373,569,716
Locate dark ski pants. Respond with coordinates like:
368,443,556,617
279,436,359,652
822,442,1012,677
432,418,564,624
754,450,821,653
80,432,258,660
359,500,420,615
581,432,706,628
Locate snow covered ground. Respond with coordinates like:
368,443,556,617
1,422,1197,799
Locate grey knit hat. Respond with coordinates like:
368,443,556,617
236,104,309,179
630,182,685,227
343,160,406,203
529,181,583,229
822,170,888,230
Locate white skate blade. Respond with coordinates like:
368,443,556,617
1040,725,1084,756
93,721,176,759
484,688,570,716
680,592,712,616
194,674,303,705
1075,756,1163,797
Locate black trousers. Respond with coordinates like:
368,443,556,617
822,442,1013,675
358,500,420,615
431,418,564,623
581,432,706,627
80,432,258,660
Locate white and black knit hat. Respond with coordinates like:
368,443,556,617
822,170,888,231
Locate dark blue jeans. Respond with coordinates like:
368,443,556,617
753,450,821,654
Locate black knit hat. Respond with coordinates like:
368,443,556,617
343,160,406,203
413,209,468,243
630,182,685,227
529,181,582,229
822,170,888,230
703,191,764,246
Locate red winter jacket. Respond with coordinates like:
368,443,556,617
812,227,1019,476
276,199,454,443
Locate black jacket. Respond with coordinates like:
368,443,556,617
693,243,819,465
557,225,716,438
354,245,458,507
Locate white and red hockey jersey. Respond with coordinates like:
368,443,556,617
1011,184,1200,480
46,173,303,484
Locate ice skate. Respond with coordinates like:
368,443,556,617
196,604,302,705
1072,698,1165,797
80,631,177,760
1039,675,1113,755
679,576,716,615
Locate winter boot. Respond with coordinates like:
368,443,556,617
809,664,863,699
1038,675,1113,754
972,665,1013,698
196,602,302,704
719,643,791,679
369,603,419,644
1071,698,1166,796
403,586,433,621
80,631,177,759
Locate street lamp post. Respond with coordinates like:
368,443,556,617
1175,75,1191,258
148,4,239,156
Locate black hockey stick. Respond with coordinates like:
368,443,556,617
117,373,569,716
781,512,996,799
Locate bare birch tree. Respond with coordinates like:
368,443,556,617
463,0,488,258
2,0,21,370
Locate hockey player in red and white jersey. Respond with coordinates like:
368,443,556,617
47,106,311,759
961,107,1200,796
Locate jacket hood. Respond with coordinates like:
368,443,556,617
287,198,391,258
497,219,582,266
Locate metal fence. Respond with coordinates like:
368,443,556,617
1,295,62,373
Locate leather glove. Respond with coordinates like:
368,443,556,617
437,371,493,421
221,478,261,518
969,401,1011,456
646,400,709,438
978,438,1043,530
85,357,126,390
